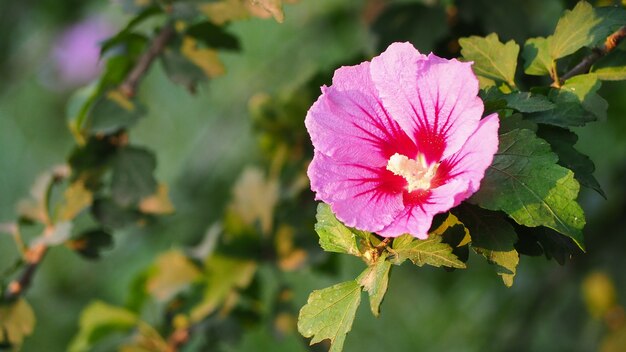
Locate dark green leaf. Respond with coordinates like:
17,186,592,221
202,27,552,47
186,21,240,51
87,91,145,134
91,198,141,229
111,147,157,207
499,113,538,134
516,226,583,264
502,91,555,113
314,203,363,257
298,280,361,352
459,33,519,88
161,47,207,93
537,125,605,198
522,37,552,76
357,254,391,317
472,129,586,248
454,205,519,287
529,74,607,127
390,234,466,268
68,229,114,260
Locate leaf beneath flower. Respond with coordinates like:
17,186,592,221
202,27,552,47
357,254,391,317
390,234,466,268
298,280,361,352
315,203,365,257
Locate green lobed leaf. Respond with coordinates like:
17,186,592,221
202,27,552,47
146,250,202,302
0,298,35,348
550,1,599,59
499,113,538,134
591,49,626,80
454,205,519,287
537,125,605,198
357,254,391,317
314,203,364,257
91,198,141,229
69,301,138,352
522,36,553,76
111,146,158,207
298,280,362,352
459,33,519,89
472,129,586,248
390,234,466,268
185,21,241,51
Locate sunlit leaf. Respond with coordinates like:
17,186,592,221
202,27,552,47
522,37,552,76
459,33,519,88
146,250,202,302
230,167,279,235
298,280,361,352
180,36,226,79
314,203,363,257
390,234,466,268
190,255,257,323
58,180,93,221
591,49,626,80
357,254,391,317
69,301,138,352
0,298,36,348
472,129,586,248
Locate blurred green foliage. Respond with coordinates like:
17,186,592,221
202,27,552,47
1,0,626,351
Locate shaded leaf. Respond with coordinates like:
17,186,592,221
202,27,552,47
529,74,607,127
67,229,114,260
499,113,538,134
111,147,157,207
69,301,138,352
522,36,552,76
161,47,207,92
390,234,466,268
297,280,361,352
459,33,519,88
185,21,240,51
454,205,519,287
87,90,145,134
502,91,555,113
0,299,35,348
357,254,391,317
472,129,586,248
537,125,605,197
91,198,141,229
314,203,363,257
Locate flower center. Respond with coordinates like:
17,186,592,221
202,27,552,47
386,153,439,192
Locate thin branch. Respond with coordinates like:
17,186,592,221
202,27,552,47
3,244,47,302
119,23,175,98
559,25,626,83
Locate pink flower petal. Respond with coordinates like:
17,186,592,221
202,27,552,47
308,152,405,232
440,113,500,197
378,179,470,238
305,62,416,167
370,44,485,163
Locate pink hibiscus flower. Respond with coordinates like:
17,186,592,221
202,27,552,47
306,42,499,239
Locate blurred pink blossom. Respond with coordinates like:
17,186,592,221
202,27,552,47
52,17,113,87
306,42,499,239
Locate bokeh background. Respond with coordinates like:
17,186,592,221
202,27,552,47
1,0,625,351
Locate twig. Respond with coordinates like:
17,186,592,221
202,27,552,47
119,23,175,98
3,244,47,302
559,25,626,84
166,328,190,352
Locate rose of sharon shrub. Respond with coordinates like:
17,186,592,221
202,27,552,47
306,42,499,239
